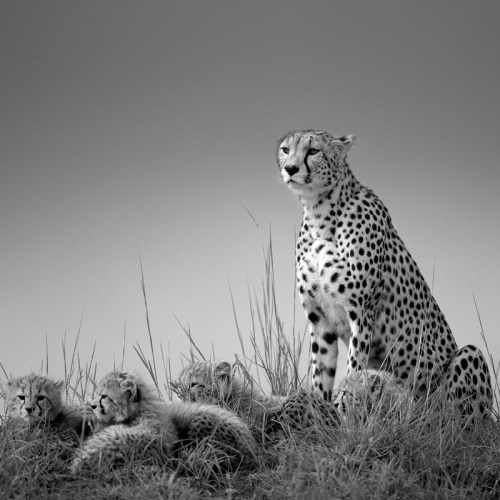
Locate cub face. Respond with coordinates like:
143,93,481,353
7,374,63,425
176,361,232,405
277,130,356,197
91,371,139,425
333,370,410,418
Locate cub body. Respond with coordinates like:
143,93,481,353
71,370,256,473
176,361,340,436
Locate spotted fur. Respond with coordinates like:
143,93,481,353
6,373,93,439
175,360,340,437
333,369,413,420
71,370,256,473
277,130,492,418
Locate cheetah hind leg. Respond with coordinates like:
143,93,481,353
441,344,493,420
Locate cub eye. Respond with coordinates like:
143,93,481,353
307,148,320,155
18,395,25,401
37,396,46,402
281,147,290,154
100,395,108,401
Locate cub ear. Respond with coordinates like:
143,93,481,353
6,377,24,390
214,361,232,381
53,380,64,393
120,379,138,400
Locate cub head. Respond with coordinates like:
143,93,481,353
91,371,143,425
175,361,233,405
277,130,356,197
333,370,409,419
7,373,64,425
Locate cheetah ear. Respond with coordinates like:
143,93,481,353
214,361,232,381
7,377,23,389
332,135,356,162
334,135,356,149
53,380,64,393
120,379,138,401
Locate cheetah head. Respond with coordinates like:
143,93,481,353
91,371,142,425
175,360,233,405
277,130,356,197
7,374,63,425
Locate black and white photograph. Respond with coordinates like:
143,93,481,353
1,1,499,497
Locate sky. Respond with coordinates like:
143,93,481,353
1,1,499,396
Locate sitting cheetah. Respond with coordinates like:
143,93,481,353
277,130,492,418
175,360,340,437
71,370,256,474
5,373,94,441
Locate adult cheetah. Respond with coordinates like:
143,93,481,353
277,130,492,418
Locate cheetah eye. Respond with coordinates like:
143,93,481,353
18,395,25,401
281,147,290,154
37,396,46,402
307,148,320,156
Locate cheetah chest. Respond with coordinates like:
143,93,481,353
297,239,351,342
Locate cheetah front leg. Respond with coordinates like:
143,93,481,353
308,302,373,400
71,430,119,473
346,309,374,376
308,308,343,401
70,424,160,473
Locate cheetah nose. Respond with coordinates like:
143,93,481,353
90,404,97,410
285,165,299,177
25,407,34,414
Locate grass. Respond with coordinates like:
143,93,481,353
1,237,499,499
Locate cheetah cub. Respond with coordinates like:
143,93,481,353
71,370,256,473
177,361,410,429
5,373,94,440
277,130,492,418
175,360,340,437
333,369,414,421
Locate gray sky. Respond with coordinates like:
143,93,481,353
1,1,499,389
